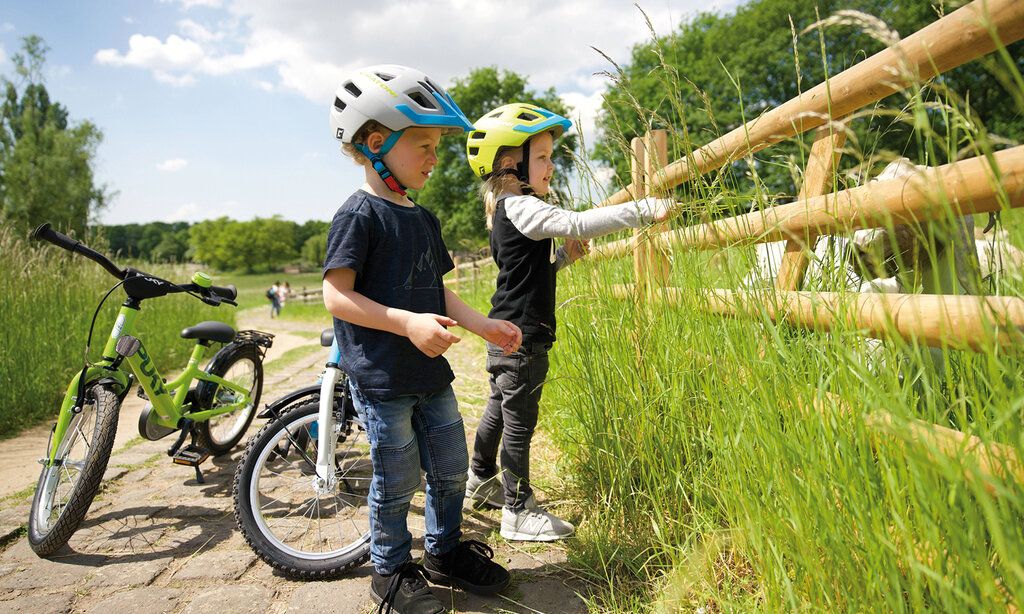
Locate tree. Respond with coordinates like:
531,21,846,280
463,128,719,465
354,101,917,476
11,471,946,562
301,232,328,268
412,67,579,251
0,36,109,235
594,0,1024,205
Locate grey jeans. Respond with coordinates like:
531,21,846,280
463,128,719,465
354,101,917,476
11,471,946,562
471,341,551,510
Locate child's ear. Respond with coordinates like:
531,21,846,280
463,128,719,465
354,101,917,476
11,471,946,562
498,155,517,171
365,131,386,154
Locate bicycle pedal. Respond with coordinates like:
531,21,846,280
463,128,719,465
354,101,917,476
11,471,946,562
171,444,210,467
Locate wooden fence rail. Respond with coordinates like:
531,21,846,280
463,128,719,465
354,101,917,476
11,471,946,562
597,0,1024,207
588,0,1024,492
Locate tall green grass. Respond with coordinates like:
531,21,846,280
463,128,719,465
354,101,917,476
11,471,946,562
0,228,235,437
542,14,1024,613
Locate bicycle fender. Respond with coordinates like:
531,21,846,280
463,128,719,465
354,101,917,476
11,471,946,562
257,385,321,420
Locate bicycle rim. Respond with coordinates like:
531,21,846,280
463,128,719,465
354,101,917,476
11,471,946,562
248,412,372,560
207,356,257,446
33,398,98,534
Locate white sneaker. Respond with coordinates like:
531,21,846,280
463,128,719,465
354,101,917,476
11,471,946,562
500,495,574,542
465,471,503,509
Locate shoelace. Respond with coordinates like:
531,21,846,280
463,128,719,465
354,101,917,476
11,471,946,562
451,539,497,579
377,562,429,614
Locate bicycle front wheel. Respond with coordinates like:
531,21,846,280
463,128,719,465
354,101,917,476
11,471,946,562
233,401,372,579
28,384,120,557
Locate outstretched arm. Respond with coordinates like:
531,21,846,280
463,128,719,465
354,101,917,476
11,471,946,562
504,195,673,241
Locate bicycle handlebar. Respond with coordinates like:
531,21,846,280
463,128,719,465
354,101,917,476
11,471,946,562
210,285,237,301
31,222,238,306
31,223,127,279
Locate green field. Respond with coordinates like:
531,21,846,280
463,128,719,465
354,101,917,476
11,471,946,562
0,230,235,437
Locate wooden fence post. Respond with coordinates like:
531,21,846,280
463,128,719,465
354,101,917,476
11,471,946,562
775,125,847,290
629,136,648,290
453,254,461,287
633,132,672,293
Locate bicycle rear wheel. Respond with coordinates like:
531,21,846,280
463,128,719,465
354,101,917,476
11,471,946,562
233,401,372,578
28,384,120,557
194,342,262,455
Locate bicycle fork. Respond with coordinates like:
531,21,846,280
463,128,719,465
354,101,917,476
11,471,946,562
313,365,342,494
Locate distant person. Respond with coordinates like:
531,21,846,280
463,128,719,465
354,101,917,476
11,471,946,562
322,64,521,612
278,281,291,309
463,103,673,541
267,281,281,318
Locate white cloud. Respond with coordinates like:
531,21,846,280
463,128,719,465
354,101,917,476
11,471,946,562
0,23,14,33
160,0,224,10
178,19,224,42
123,16,135,25
0,44,6,67
94,0,733,102
157,158,189,172
560,90,607,146
96,34,205,71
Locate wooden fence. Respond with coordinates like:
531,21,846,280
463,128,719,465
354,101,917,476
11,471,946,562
592,0,1024,488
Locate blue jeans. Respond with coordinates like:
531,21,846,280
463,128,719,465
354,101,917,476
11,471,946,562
349,383,468,575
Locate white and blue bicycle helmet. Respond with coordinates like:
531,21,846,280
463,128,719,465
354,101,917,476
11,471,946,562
329,64,473,194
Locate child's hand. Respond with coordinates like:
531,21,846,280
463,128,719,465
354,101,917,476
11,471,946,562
405,313,462,358
651,197,674,223
481,319,522,355
564,238,590,263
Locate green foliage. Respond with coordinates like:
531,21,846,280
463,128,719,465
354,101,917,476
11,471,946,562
412,67,579,251
0,228,235,437
301,232,327,270
0,36,109,236
103,221,191,262
188,216,299,272
595,0,1024,198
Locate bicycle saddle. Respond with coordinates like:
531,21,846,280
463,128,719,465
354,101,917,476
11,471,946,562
180,321,236,344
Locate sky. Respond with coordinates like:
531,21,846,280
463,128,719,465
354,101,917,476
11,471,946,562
0,0,740,225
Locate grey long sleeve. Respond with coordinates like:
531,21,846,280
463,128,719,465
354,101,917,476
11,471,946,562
503,195,669,241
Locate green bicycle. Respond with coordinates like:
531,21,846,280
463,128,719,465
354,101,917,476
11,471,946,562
28,223,273,557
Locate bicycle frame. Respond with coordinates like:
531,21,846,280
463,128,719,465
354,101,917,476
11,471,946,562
48,302,253,465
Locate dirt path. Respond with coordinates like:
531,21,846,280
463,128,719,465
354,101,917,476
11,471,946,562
0,312,591,613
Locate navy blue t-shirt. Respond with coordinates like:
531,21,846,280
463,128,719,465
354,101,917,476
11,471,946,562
323,190,456,400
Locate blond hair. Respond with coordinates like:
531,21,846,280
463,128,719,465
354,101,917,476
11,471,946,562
340,120,391,166
480,146,535,229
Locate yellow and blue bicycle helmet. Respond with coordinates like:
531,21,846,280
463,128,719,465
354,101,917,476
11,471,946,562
466,103,572,183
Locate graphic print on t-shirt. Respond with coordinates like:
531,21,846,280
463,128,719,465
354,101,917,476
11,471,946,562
396,228,446,291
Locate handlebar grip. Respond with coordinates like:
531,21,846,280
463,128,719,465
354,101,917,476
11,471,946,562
210,285,237,301
31,222,126,279
31,223,81,252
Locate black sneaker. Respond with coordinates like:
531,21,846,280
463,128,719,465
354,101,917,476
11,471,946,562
423,539,511,595
370,562,445,614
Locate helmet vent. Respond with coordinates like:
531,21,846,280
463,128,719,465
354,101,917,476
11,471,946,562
333,97,347,112
423,79,441,94
375,72,395,81
469,131,486,139
408,91,437,110
488,111,502,118
344,82,362,97
468,146,480,155
517,112,539,121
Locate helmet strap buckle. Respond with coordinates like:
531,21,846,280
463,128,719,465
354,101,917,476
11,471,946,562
357,130,407,196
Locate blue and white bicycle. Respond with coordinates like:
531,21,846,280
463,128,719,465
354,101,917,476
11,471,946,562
232,330,372,578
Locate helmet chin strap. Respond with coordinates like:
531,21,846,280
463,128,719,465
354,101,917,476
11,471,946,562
357,130,407,196
489,140,535,195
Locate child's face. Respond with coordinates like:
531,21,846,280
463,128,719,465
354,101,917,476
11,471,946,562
525,131,555,196
369,126,443,191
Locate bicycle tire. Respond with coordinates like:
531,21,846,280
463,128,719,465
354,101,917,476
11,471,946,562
194,342,263,455
28,384,120,557
233,401,371,579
